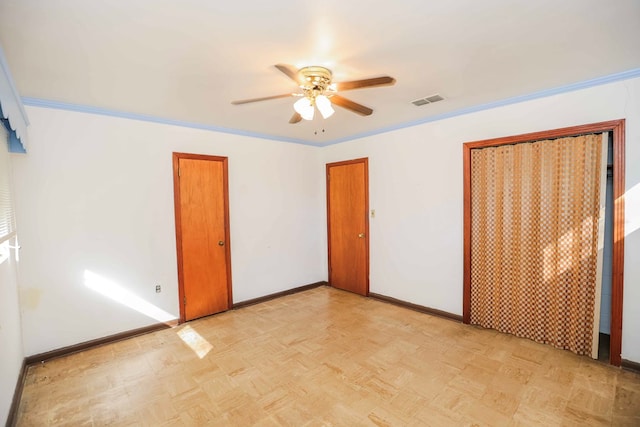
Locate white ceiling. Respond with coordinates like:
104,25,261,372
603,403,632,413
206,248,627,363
1,0,639,145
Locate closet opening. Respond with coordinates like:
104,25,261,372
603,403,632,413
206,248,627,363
463,120,625,366
598,133,614,362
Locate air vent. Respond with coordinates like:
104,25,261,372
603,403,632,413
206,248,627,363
411,94,444,106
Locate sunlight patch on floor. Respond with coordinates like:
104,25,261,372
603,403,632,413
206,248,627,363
177,325,212,359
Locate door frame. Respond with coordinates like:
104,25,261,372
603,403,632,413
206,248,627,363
462,119,626,366
326,157,370,295
172,152,233,323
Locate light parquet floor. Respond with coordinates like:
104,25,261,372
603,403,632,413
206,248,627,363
16,286,640,426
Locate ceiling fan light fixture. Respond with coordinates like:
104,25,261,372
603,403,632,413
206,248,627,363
316,95,334,119
294,97,314,120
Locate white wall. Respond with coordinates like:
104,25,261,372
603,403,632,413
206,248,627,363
0,237,22,425
321,77,640,363
10,77,640,364
0,129,24,425
11,107,327,356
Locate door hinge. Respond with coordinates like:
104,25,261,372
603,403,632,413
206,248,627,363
183,296,186,305
178,166,181,177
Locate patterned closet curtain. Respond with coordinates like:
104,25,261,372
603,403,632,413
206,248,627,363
469,133,607,358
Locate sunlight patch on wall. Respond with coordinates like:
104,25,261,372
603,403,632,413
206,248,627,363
0,236,19,265
624,182,640,237
83,270,175,323
0,241,8,265
177,325,212,359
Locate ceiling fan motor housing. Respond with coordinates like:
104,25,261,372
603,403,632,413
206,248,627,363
298,66,333,95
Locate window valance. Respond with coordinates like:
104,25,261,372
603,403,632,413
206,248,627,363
0,45,28,153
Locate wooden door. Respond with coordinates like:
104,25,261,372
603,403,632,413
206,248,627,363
327,158,369,296
173,153,232,322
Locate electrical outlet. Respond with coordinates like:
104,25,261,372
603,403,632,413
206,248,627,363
155,284,161,293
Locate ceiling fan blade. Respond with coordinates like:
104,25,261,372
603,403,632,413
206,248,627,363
275,64,301,84
330,95,373,116
231,93,293,105
335,76,396,91
289,112,302,124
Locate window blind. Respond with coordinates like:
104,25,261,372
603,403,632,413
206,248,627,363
0,123,16,243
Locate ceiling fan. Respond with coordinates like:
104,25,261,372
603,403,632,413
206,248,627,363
231,64,396,124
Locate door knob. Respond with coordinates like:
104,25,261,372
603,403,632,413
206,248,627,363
358,233,365,238
218,240,225,246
